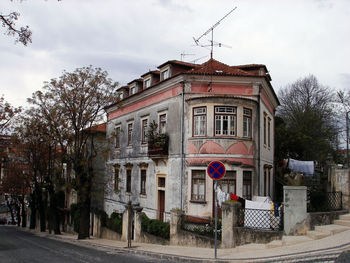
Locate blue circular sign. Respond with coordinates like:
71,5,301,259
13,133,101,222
207,161,226,180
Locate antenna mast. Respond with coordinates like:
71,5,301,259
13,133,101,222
193,7,237,59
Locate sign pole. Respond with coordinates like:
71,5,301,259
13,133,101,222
214,180,217,259
207,160,225,260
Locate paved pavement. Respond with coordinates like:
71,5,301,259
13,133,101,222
18,226,350,263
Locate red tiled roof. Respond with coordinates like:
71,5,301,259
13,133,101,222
157,60,199,69
186,59,255,77
141,70,160,77
127,78,143,85
87,123,106,133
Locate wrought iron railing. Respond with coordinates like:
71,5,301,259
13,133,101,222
238,208,283,231
308,190,342,212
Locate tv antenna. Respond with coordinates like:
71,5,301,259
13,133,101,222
180,52,195,61
193,6,237,59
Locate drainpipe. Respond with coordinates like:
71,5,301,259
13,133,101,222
180,81,185,210
257,85,261,196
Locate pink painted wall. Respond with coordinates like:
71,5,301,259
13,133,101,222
191,84,253,95
108,85,183,120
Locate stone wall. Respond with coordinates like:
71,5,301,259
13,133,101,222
308,210,348,230
232,227,283,246
100,227,122,240
331,168,350,211
170,209,218,248
283,186,308,235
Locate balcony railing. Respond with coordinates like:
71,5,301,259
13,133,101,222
148,133,169,158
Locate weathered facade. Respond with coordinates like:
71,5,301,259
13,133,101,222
104,59,279,220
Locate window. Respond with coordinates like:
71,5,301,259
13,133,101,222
114,167,119,191
191,170,205,201
127,122,133,146
243,171,252,200
215,106,236,136
126,169,132,193
140,169,146,195
268,117,271,147
115,126,121,148
159,114,167,134
264,168,271,196
144,79,151,89
218,171,236,194
193,107,206,136
158,177,166,188
161,69,169,80
130,86,136,95
263,113,267,145
141,119,148,144
243,108,252,138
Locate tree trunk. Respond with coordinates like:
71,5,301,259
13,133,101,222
76,164,91,240
21,197,26,228
16,204,21,227
6,200,16,224
29,193,36,229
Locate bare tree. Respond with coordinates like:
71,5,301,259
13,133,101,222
277,75,338,163
0,95,21,134
28,66,118,239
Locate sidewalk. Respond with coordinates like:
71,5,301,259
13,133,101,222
25,228,350,263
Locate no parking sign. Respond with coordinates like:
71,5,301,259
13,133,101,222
207,161,226,180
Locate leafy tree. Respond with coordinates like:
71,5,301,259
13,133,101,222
0,95,21,134
28,66,118,239
277,75,338,164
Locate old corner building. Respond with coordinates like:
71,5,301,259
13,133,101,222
104,58,280,221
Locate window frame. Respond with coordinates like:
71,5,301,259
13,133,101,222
191,170,206,202
144,78,151,89
243,171,252,200
115,125,121,148
114,166,119,191
161,68,169,80
127,122,133,146
141,118,148,144
218,171,236,194
140,169,147,195
243,108,252,138
214,106,237,136
158,113,167,134
192,106,207,137
130,86,136,95
126,168,132,193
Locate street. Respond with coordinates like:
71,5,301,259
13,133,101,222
0,226,175,263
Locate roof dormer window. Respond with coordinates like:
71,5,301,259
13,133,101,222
161,69,169,81
130,86,136,95
144,78,151,89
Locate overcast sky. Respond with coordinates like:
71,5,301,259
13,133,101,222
1,0,349,107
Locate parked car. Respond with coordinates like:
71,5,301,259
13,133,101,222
0,217,7,225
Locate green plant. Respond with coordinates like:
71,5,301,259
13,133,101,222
141,213,170,240
106,212,122,234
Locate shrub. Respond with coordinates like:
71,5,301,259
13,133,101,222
106,212,122,234
141,213,170,240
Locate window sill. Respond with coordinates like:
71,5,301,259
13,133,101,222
126,192,131,196
140,194,147,198
190,200,207,204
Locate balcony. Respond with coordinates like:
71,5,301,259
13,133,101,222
148,133,169,158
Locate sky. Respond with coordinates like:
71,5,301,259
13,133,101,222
1,0,349,108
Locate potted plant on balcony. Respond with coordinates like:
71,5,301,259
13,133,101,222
146,121,169,156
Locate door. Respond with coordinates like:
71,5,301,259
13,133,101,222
158,190,165,221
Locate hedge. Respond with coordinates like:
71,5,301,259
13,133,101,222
141,213,170,240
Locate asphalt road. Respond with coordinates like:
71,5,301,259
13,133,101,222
0,226,175,263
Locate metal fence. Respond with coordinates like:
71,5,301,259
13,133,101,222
307,190,342,212
181,215,221,239
238,208,283,231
